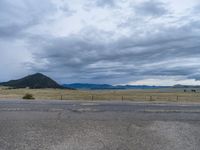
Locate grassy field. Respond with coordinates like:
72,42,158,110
0,86,200,102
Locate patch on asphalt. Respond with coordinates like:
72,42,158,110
80,103,99,106
70,108,100,113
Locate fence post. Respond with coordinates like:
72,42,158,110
177,96,178,101
150,96,153,101
61,95,63,100
122,96,124,101
92,95,94,101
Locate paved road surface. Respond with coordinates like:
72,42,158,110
0,100,200,150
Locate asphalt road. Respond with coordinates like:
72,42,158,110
0,100,200,150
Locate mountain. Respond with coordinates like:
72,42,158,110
0,73,66,89
63,83,114,90
63,83,169,90
173,84,200,88
115,85,169,89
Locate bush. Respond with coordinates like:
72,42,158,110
23,93,35,100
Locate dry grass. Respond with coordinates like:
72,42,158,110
0,86,200,102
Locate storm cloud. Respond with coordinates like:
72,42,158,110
133,0,168,17
1,0,200,85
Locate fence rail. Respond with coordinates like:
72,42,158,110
59,94,200,102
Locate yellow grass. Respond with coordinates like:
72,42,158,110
0,86,200,102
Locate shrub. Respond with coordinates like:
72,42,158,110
23,93,35,100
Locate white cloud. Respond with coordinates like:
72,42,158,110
128,77,200,86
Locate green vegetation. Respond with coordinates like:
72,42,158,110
22,93,35,100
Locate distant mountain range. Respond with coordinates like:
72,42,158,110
0,73,70,89
1,73,199,90
63,83,170,90
173,84,200,88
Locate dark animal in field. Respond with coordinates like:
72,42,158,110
191,89,196,93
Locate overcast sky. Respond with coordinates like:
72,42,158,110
0,0,200,85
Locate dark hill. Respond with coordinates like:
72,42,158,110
0,73,65,89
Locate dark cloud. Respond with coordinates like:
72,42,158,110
95,0,115,7
58,2,76,16
0,0,58,39
84,0,117,10
133,0,168,17
193,3,200,14
28,17,200,84
1,0,200,85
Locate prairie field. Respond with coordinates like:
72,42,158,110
0,86,200,102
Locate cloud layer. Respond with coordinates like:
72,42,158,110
1,0,200,85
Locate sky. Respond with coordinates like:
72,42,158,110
0,0,200,86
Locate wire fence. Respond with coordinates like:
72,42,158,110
58,94,200,102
